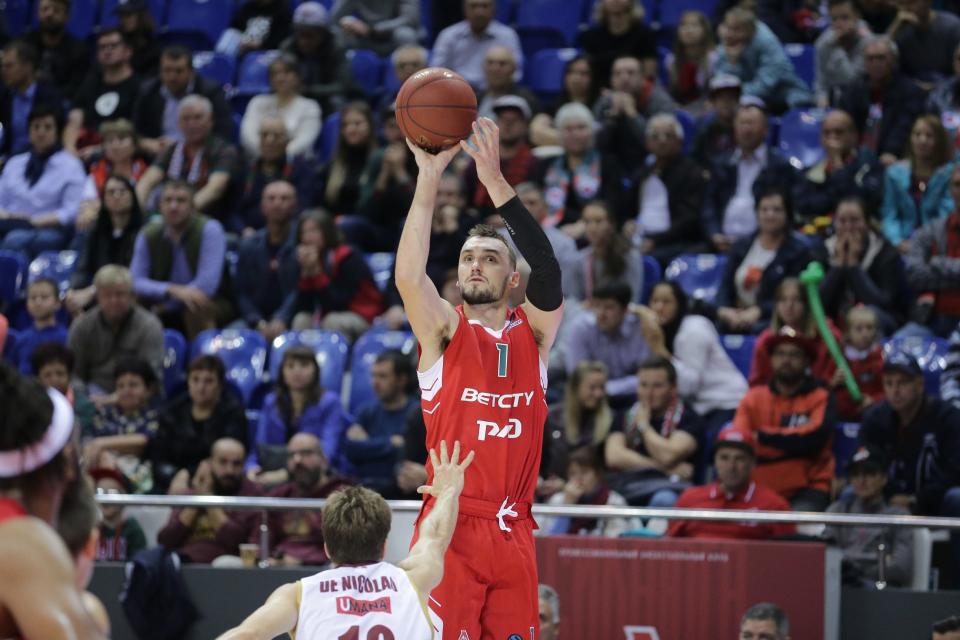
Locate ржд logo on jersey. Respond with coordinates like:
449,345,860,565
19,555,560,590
476,418,522,441
336,596,392,617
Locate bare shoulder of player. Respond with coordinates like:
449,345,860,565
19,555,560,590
0,516,76,585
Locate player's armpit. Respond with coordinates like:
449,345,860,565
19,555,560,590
396,275,461,368
0,518,107,640
216,583,300,640
521,299,564,362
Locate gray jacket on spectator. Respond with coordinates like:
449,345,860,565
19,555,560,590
822,495,913,586
67,305,164,395
814,23,869,105
904,214,960,293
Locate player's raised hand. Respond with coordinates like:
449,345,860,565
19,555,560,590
405,139,460,180
417,440,475,498
460,117,502,187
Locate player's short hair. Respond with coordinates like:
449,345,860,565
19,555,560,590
322,486,392,564
465,224,517,269
538,584,560,624
741,602,790,637
638,356,677,386
56,476,99,558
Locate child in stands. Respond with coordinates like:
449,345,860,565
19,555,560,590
834,305,885,420
11,278,68,374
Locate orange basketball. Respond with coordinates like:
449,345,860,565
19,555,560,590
395,67,478,152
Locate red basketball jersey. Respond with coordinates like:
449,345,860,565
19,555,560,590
418,306,547,506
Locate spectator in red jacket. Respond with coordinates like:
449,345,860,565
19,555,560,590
668,426,794,540
833,305,885,420
157,437,263,563
735,327,837,511
267,433,351,566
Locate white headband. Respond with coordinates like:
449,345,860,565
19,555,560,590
0,389,74,478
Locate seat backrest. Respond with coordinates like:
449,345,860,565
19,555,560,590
784,43,815,88
3,328,20,361
101,0,167,27
778,107,828,169
659,0,720,29
364,252,395,293
516,0,585,44
720,334,756,379
270,330,350,396
674,109,695,154
162,329,188,398
348,330,416,413
166,0,234,47
516,25,569,60
346,49,384,98
190,329,267,404
236,49,281,94
832,421,860,475
27,250,77,297
316,111,341,164
665,253,727,305
527,47,579,98
193,51,236,89
0,250,27,306
641,255,662,303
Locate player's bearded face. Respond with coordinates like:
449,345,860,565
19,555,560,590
461,272,511,305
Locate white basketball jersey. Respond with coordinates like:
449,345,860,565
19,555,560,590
295,562,434,640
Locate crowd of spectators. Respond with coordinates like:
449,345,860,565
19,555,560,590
1,0,959,585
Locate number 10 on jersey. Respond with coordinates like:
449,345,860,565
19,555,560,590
496,343,508,378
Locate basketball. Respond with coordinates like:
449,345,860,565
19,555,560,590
396,67,478,152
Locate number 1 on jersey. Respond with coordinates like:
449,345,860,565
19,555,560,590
496,343,508,377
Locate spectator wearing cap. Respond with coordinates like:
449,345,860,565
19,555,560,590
465,95,537,220
859,351,960,565
703,102,797,253
667,426,795,539
476,47,540,120
281,2,353,117
692,74,742,167
23,0,90,98
330,0,419,57
431,0,523,92
629,113,708,268
132,45,234,158
793,109,883,228
113,0,161,76
712,6,813,114
822,445,914,588
905,163,960,337
714,187,812,334
223,0,292,57
0,40,63,159
814,0,869,107
733,327,837,511
836,35,927,167
889,0,960,84
89,467,147,561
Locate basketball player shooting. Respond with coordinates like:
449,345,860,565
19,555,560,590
396,117,564,639
217,440,474,640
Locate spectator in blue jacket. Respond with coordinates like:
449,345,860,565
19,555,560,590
247,345,351,480
235,180,300,344
880,115,956,251
345,350,418,495
11,278,68,374
712,6,813,114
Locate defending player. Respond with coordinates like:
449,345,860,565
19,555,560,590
0,362,108,639
395,117,564,639
217,440,474,640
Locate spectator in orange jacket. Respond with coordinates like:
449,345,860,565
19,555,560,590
734,327,837,511
668,426,794,540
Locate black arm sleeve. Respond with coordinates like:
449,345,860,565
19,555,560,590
497,196,563,311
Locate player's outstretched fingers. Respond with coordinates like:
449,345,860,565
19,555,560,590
450,440,461,465
439,440,449,465
429,445,441,471
459,448,475,471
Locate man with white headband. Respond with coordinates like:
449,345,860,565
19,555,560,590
0,362,107,639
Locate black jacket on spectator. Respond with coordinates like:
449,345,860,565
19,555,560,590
132,75,234,141
280,34,354,116
793,152,884,225
703,148,797,238
22,30,89,98
235,226,300,327
0,81,62,157
715,231,813,320
693,115,735,168
859,396,960,514
577,20,657,90
70,207,145,290
150,392,248,492
837,74,927,158
631,155,707,247
235,156,314,233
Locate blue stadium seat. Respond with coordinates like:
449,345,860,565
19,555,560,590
721,334,756,379
4,0,33,37
784,43,815,88
347,49,384,98
833,422,861,475
496,0,515,25
526,48,578,99
63,0,97,38
235,49,281,95
659,0,721,28
641,255,662,303
348,329,416,412
27,250,77,297
270,330,349,395
162,329,188,398
665,253,727,305
364,252,395,293
193,51,236,89
3,328,20,362
516,0,585,44
883,336,949,394
0,250,27,307
674,109,696,154
316,111,341,163
778,107,827,169
516,26,568,60
190,329,267,405
164,0,235,50
100,0,167,26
